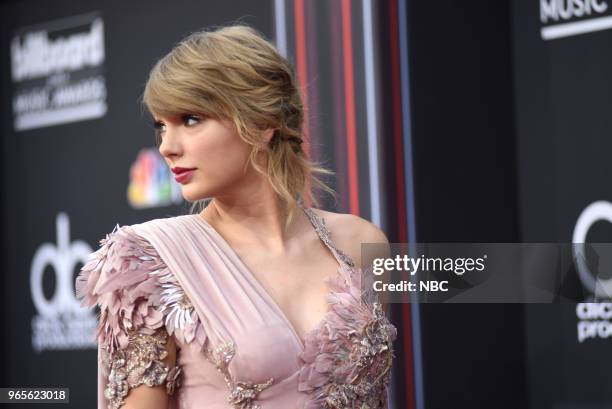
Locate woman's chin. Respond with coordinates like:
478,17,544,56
180,186,209,202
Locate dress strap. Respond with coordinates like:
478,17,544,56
297,203,356,270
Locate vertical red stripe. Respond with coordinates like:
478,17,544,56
294,0,309,142
330,0,349,211
294,0,313,206
305,0,320,161
340,0,360,215
389,0,415,408
389,1,407,244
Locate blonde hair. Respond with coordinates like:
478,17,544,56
141,24,336,228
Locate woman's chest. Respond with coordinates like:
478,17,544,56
235,248,342,341
174,325,306,409
177,322,303,382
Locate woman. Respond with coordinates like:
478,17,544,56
76,24,397,409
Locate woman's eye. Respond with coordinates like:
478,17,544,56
153,121,166,134
183,115,200,127
153,121,165,146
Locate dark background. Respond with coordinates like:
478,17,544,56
403,2,525,408
2,0,612,408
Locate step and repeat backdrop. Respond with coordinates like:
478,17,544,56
2,0,612,408
0,0,276,407
0,0,415,407
513,0,612,407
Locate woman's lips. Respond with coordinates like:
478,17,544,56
175,169,195,184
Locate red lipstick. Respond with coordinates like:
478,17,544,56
171,167,196,184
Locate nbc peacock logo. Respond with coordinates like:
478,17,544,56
127,148,184,208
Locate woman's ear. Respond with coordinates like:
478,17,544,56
261,128,276,144
262,128,276,144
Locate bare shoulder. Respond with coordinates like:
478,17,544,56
311,208,389,269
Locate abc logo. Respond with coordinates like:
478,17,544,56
573,201,612,298
30,212,93,317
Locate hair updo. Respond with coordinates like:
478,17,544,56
142,24,336,227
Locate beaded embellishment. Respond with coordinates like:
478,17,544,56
204,341,274,409
326,302,394,408
76,224,192,409
101,328,182,409
295,204,397,408
298,204,356,269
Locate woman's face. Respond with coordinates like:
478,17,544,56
155,113,254,202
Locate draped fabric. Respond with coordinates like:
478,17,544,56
76,205,397,409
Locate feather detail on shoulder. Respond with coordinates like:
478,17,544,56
75,223,207,354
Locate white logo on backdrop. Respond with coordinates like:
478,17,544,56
541,0,608,23
576,303,612,342
540,0,611,40
10,13,107,131
30,212,96,352
573,200,612,298
573,200,612,342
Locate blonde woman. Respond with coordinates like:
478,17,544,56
76,24,397,409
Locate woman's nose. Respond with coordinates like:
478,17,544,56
158,127,182,158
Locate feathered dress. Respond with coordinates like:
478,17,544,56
75,204,397,409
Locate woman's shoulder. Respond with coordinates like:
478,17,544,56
75,222,164,304
75,213,202,305
309,208,389,269
75,221,188,408
76,216,207,354
309,207,389,244
74,216,179,314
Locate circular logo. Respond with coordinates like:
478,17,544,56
572,201,612,298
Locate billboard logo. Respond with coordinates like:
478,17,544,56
30,212,96,352
10,12,107,131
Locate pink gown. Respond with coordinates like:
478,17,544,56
75,204,397,409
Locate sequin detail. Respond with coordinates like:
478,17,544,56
101,328,182,409
205,341,274,409
299,205,356,269
151,265,206,346
326,302,394,408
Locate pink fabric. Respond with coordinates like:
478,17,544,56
76,210,396,409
